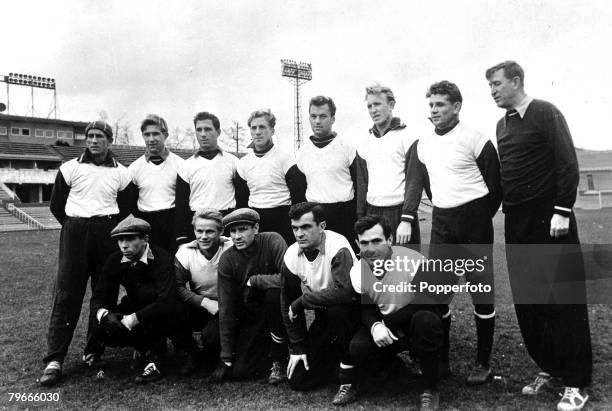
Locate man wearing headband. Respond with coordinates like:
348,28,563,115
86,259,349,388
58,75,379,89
40,120,132,386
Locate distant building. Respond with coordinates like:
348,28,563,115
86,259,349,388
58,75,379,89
576,149,612,209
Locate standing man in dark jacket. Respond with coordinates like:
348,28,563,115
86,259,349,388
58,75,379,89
40,120,132,386
280,202,358,405
486,60,591,411
89,215,179,383
211,209,289,384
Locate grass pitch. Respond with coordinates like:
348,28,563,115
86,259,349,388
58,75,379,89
1,209,611,410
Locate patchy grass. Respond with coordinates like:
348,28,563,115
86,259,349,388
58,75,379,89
0,209,611,410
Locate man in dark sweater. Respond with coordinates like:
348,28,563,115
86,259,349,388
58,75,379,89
486,60,591,411
88,215,180,383
211,208,289,384
280,202,359,405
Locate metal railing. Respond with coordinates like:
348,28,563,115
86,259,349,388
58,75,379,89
6,203,46,230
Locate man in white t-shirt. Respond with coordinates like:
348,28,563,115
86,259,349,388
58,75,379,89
175,111,242,245
128,114,184,255
236,109,305,244
355,84,420,245
172,209,232,375
280,202,359,404
404,80,501,384
40,120,132,386
296,96,358,253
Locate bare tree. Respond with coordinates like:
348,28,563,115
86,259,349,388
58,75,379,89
221,121,250,154
165,126,182,150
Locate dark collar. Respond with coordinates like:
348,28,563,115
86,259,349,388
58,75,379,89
78,149,118,167
145,147,170,162
195,148,222,159
369,117,405,137
309,132,336,148
433,120,460,136
253,142,274,157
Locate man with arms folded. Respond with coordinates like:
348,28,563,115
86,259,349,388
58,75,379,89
355,84,420,245
404,80,501,383
348,215,444,410
236,108,305,244
211,208,289,384
173,209,232,375
296,96,358,253
89,215,179,383
175,111,243,245
280,202,358,405
127,114,184,255
486,60,591,411
40,120,131,386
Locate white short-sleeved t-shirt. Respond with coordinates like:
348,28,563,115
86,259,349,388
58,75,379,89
129,152,184,212
61,157,131,218
296,136,356,203
237,144,294,208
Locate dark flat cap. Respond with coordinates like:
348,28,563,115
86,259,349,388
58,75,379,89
111,214,151,237
222,208,260,229
85,120,114,141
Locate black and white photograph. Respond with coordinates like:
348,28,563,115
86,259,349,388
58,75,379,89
1,1,611,410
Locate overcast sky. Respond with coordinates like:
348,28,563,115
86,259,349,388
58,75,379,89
2,0,611,151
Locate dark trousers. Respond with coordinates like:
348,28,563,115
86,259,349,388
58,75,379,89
319,200,358,254
288,305,359,391
505,199,592,388
171,303,220,360
135,208,177,256
252,205,293,245
44,216,119,364
231,288,288,380
366,203,421,245
349,305,443,389
428,196,496,364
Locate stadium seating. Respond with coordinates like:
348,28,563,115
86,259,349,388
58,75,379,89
16,204,61,229
0,206,31,232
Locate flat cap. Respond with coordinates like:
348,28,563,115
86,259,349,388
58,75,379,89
85,120,114,141
222,208,260,229
111,214,151,237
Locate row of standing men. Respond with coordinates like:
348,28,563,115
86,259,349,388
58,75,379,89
39,60,591,411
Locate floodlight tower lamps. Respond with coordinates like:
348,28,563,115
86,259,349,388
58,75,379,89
281,59,312,153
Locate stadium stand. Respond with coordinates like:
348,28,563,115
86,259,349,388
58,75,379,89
0,206,31,232
15,204,61,229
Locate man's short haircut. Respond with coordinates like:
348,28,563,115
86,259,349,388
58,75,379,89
426,81,463,103
309,96,336,117
288,202,326,224
364,83,396,104
140,114,169,136
193,112,221,131
485,60,525,86
248,109,276,128
192,208,224,232
354,215,393,240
